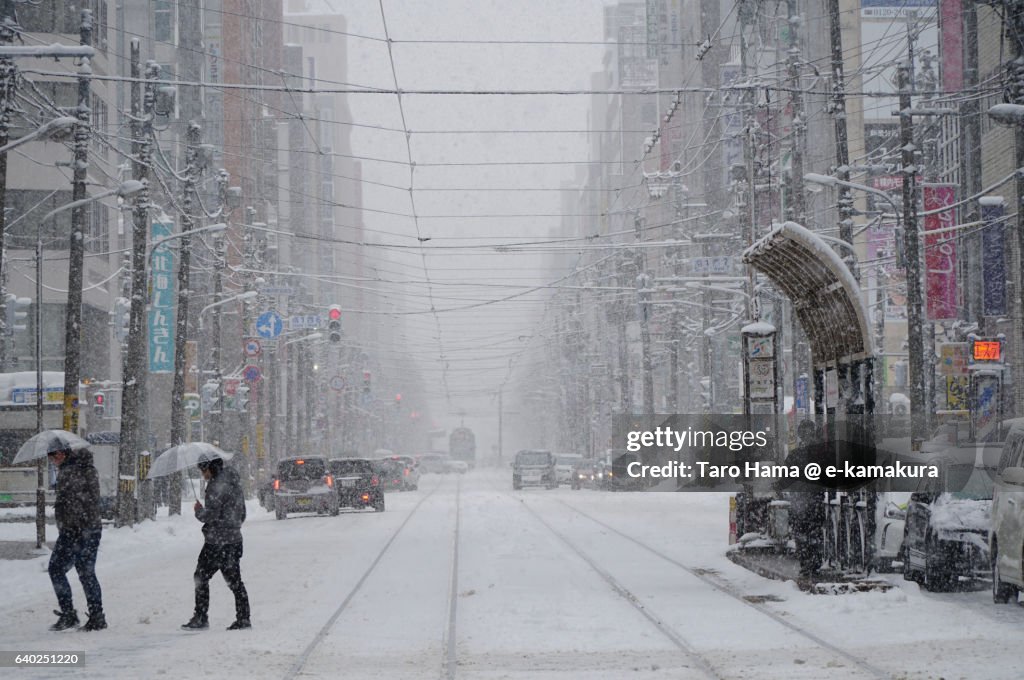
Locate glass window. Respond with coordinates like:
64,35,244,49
154,0,175,43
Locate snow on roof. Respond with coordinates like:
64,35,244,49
978,196,1005,206
742,221,871,362
741,321,775,335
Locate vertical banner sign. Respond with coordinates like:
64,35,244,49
149,220,176,372
922,184,957,320
980,197,1007,316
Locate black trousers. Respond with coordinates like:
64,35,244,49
49,528,102,616
193,542,249,620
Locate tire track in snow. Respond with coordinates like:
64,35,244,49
441,474,461,680
282,478,443,680
508,489,724,680
553,497,891,680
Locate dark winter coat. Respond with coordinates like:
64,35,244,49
195,465,246,545
54,449,102,533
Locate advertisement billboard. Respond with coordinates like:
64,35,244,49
922,184,957,320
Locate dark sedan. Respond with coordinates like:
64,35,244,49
328,458,385,512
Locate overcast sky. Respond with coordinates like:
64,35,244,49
333,0,609,446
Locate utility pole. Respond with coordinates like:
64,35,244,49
208,172,230,448
115,43,156,527
61,9,92,434
1008,1,1024,415
634,213,654,415
826,0,855,256
169,122,202,513
0,1,16,370
899,59,926,448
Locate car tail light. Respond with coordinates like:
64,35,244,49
361,493,370,502
371,476,379,486
273,479,280,490
325,475,334,488
404,468,410,476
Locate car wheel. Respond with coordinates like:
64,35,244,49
410,483,418,491
330,501,340,516
992,541,1018,604
923,534,949,592
276,507,286,520
374,497,386,512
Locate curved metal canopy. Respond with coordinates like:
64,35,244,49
742,221,872,365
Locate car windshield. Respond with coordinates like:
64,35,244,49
517,452,550,465
278,459,326,480
948,465,996,500
329,459,372,475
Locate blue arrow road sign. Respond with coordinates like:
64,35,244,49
256,310,284,339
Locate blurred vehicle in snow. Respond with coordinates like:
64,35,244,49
991,419,1024,604
273,457,339,519
553,453,584,486
328,458,384,512
873,492,910,572
902,463,994,590
512,450,556,490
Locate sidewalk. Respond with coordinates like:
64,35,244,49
0,540,52,560
727,544,896,593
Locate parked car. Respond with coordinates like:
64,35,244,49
328,458,385,512
554,453,584,486
608,451,645,491
873,492,910,572
512,449,556,490
991,418,1024,603
372,458,412,492
273,457,339,520
902,463,994,590
449,460,469,474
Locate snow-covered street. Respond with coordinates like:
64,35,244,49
3,471,1024,679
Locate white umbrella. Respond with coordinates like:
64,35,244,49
148,442,233,479
13,429,90,464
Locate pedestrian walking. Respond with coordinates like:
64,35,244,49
47,447,106,631
182,455,251,630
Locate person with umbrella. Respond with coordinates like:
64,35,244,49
47,446,106,631
182,454,251,630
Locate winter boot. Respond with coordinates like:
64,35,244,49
226,618,251,630
50,609,79,631
181,613,209,630
82,611,107,631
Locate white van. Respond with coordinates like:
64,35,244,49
990,418,1024,603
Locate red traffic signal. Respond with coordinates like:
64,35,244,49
94,393,104,405
328,305,342,321
395,393,402,402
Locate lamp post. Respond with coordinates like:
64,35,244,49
33,180,142,542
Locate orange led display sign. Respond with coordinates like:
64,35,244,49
972,341,1001,362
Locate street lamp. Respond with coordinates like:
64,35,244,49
804,172,901,221
31,180,143,546
198,290,257,331
0,116,77,155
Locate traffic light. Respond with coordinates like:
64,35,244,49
112,296,131,342
362,370,371,393
395,393,402,410
92,391,106,418
328,304,342,343
201,380,222,414
236,384,250,413
4,294,29,335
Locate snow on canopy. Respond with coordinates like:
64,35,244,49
742,221,872,364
